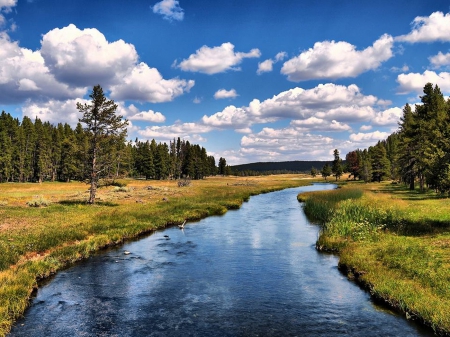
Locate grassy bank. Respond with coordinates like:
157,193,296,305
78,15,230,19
0,175,312,336
299,181,450,336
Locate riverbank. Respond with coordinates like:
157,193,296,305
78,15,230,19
299,181,450,336
0,175,312,337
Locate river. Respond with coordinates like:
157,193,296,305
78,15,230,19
9,183,433,336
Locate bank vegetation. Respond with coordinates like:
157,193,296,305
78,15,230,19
299,181,450,336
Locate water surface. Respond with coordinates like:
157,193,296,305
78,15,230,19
10,184,433,336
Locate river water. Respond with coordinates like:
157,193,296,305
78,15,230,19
9,183,433,336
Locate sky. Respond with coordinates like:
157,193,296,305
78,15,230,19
1,0,450,165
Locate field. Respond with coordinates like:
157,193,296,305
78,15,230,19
300,181,450,336
0,175,312,336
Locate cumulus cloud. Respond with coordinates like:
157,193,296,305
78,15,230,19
151,0,184,21
281,34,394,81
138,122,213,142
372,107,402,126
240,127,336,161
257,59,273,75
40,24,138,87
109,62,194,102
349,131,390,142
396,11,450,43
121,104,165,123
214,88,238,99
22,98,166,127
176,42,261,74
0,0,16,25
202,83,379,131
360,125,372,131
0,32,87,104
397,70,450,94
429,52,450,68
257,51,287,75
390,64,409,73
291,117,352,131
22,98,89,126
0,24,194,105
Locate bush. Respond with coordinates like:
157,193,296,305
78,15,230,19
113,187,130,192
26,196,51,207
178,178,191,187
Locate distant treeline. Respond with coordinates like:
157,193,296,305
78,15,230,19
0,111,226,183
231,161,329,175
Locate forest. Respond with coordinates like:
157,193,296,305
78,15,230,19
336,82,450,194
0,111,226,184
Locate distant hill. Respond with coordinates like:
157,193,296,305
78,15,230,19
231,161,330,173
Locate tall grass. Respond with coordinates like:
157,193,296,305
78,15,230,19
300,187,363,224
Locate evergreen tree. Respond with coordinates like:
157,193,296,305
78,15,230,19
77,85,128,204
321,163,332,181
369,142,391,182
331,149,343,181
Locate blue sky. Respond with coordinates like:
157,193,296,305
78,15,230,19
1,0,450,164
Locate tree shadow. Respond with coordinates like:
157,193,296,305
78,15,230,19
59,200,119,207
387,218,450,236
374,186,448,200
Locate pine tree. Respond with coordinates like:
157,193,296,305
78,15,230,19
331,149,343,181
321,163,332,181
77,85,128,204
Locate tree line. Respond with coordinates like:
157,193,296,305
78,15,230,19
317,83,450,194
0,107,226,186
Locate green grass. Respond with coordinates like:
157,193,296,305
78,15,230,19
301,182,450,335
0,175,312,336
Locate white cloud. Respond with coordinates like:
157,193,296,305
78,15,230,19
22,99,165,127
22,98,89,126
193,96,202,104
349,131,390,142
390,64,409,73
257,51,287,75
372,107,402,126
0,25,194,104
201,105,269,129
138,122,213,142
429,52,450,68
0,0,16,25
397,70,450,94
109,62,194,102
396,12,450,43
274,52,287,62
40,24,138,87
201,83,379,131
176,42,261,74
281,34,394,81
214,88,238,99
0,31,87,104
360,125,372,131
291,117,352,131
0,0,16,9
151,0,184,21
257,59,273,75
239,127,337,161
122,104,165,123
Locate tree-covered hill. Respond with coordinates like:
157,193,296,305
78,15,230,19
231,161,328,174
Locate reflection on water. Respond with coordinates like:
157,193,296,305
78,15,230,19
9,184,433,336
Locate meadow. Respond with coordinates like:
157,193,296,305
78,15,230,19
300,181,450,336
0,175,312,336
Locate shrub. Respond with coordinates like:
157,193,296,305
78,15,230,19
26,196,51,207
113,187,130,192
178,178,192,187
